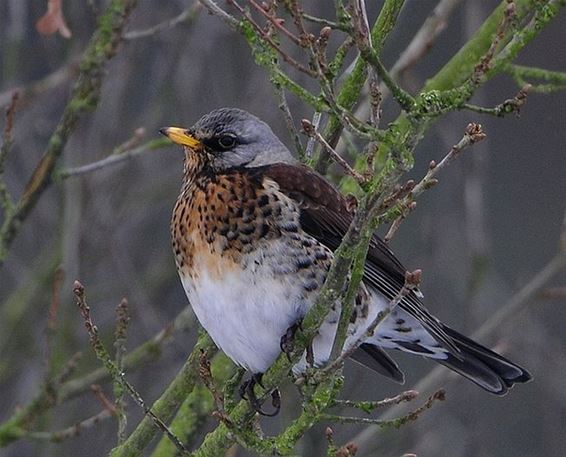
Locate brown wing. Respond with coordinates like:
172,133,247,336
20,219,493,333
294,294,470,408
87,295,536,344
248,163,458,354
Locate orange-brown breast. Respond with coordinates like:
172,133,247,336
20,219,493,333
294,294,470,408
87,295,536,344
171,171,287,282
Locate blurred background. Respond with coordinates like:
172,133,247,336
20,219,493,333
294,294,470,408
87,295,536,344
1,1,565,456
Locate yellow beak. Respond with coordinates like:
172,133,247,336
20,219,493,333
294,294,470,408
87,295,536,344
159,127,202,149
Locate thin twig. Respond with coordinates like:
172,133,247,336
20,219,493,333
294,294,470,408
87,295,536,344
384,0,461,97
463,84,531,116
0,284,194,446
0,92,19,212
359,46,415,112
333,390,418,413
58,138,169,179
275,87,305,160
302,13,346,32
199,0,239,29
0,0,139,267
324,389,445,427
301,119,366,182
91,384,118,415
284,0,312,47
198,350,228,421
0,92,18,174
0,64,73,108
124,3,202,40
350,0,461,122
44,267,65,373
227,0,317,77
471,0,517,84
538,286,566,300
384,123,486,241
27,409,114,442
114,298,129,445
110,332,215,457
55,352,83,385
504,63,566,93
60,308,193,401
73,281,191,455
304,112,322,159
247,0,302,46
324,94,378,140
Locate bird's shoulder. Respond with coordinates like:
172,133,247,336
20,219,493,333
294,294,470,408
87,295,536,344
240,162,408,280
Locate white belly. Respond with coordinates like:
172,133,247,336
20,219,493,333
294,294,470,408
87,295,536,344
180,249,307,373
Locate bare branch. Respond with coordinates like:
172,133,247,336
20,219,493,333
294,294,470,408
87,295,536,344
114,298,129,445
275,87,305,160
324,389,445,427
73,281,191,455
27,409,114,443
385,123,486,241
304,111,322,159
58,138,169,179
390,0,461,80
464,84,531,116
227,0,317,77
199,0,239,30
0,65,73,108
124,3,202,40
505,63,566,93
0,92,19,173
334,390,419,413
0,92,19,212
0,0,139,266
301,119,366,182
247,0,302,46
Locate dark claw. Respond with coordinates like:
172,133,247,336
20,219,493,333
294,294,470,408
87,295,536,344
239,379,249,400
280,319,303,362
271,388,281,413
239,374,281,417
253,372,264,389
306,340,315,367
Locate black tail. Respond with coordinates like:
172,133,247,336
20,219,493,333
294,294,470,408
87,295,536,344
351,343,405,384
436,326,532,395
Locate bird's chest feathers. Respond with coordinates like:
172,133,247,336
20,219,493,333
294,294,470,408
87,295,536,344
171,173,323,371
171,173,287,277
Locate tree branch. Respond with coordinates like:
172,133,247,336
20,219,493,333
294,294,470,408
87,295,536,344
0,0,139,266
505,63,566,93
124,3,201,40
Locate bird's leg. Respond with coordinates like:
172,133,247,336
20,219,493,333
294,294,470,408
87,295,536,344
280,319,316,368
280,319,305,362
279,319,312,363
239,373,281,417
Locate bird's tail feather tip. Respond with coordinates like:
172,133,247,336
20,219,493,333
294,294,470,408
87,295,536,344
440,325,532,395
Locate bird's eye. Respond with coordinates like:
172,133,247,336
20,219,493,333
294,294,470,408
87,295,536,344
217,134,237,150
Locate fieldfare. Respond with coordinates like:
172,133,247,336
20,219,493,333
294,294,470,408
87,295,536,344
160,108,531,414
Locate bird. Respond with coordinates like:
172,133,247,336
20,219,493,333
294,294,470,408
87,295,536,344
160,107,531,414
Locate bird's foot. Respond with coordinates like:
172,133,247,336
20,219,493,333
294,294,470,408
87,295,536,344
280,320,315,368
280,320,303,362
239,373,281,417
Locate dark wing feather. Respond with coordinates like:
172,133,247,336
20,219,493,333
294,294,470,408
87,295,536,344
249,163,459,355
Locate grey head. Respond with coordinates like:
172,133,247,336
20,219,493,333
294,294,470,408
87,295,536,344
188,108,296,170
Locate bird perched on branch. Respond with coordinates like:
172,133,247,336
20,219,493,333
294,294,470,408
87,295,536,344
160,108,531,415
